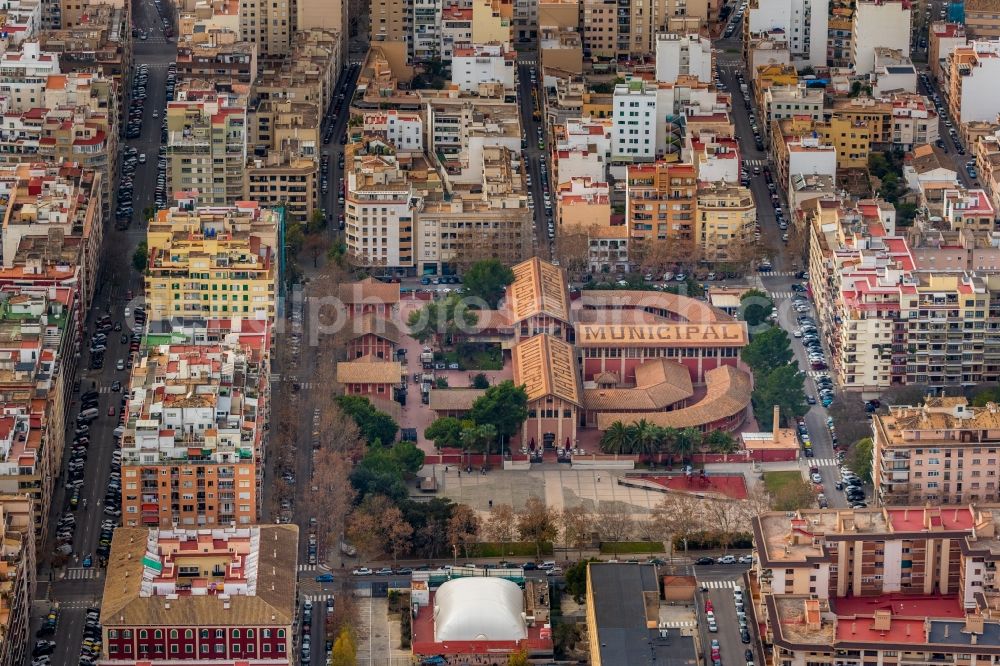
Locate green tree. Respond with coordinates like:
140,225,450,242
507,649,530,666
471,373,491,389
743,326,794,375
705,429,737,453
424,416,466,450
389,440,425,475
740,288,774,328
769,477,818,511
632,419,661,456
752,365,808,429
469,381,528,451
407,294,479,351
349,442,407,501
848,437,874,484
971,386,1000,407
335,395,399,445
600,421,635,454
329,627,357,666
564,558,600,602
463,259,516,308
132,241,148,272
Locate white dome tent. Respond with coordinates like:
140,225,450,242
433,577,528,642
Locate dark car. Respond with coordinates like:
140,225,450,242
696,556,715,565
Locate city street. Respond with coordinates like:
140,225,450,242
32,0,176,664
517,58,551,257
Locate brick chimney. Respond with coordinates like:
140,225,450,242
773,405,781,437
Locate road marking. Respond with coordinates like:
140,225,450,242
769,291,793,299
297,564,330,573
802,458,840,467
302,593,336,603
807,370,831,378
64,567,101,580
743,158,769,167
700,579,738,589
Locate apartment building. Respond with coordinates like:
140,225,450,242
0,291,75,544
870,47,917,97
177,2,257,86
363,110,424,153
826,9,852,66
873,397,1000,505
417,145,532,274
948,40,1000,126
752,505,1000,666
451,42,516,96
0,0,39,41
588,224,630,274
238,0,293,56
943,188,996,232
0,495,33,666
471,0,513,44
625,161,697,243
929,22,967,82
122,334,270,527
253,29,342,124
555,176,611,232
770,119,838,189
512,0,536,41
144,201,280,323
99,526,297,666
818,115,875,171
0,163,103,310
654,32,712,84
0,42,59,112
165,86,248,207
965,0,1000,40
412,0,440,62
745,0,828,68
762,84,824,131
975,128,1000,212
440,5,472,60
370,0,409,44
890,93,940,150
612,80,661,163
539,27,583,74
39,3,131,81
581,0,619,60
808,206,1000,390
245,99,319,224
689,132,740,183
426,98,521,184
852,0,910,75
343,154,417,270
696,181,756,263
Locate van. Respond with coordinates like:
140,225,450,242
77,408,99,422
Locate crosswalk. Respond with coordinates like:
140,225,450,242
298,564,330,573
802,458,840,467
700,579,739,589
302,593,336,604
759,271,799,277
64,567,101,580
661,620,698,628
744,158,769,167
769,291,793,299
806,370,831,378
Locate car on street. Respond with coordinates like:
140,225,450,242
696,556,715,565
717,555,736,564
352,567,373,576
315,572,335,582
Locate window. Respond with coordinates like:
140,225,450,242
233,629,240,638
139,630,148,639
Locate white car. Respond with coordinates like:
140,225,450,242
793,329,802,338
738,555,753,564
352,567,373,576
717,555,736,564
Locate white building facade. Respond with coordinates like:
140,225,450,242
852,0,911,75
654,33,713,84
747,0,829,68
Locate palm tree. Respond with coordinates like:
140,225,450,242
706,430,738,454
673,427,703,464
633,419,660,457
600,421,634,454
659,426,680,465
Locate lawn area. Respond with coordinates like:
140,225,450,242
764,470,805,496
599,541,665,554
475,541,553,557
438,342,503,371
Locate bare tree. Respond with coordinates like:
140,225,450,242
482,503,517,554
594,501,635,555
704,499,744,554
560,506,593,559
384,504,414,564
346,494,413,562
516,496,559,559
553,229,593,276
651,494,706,559
306,450,357,558
447,504,481,559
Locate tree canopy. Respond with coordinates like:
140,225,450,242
752,364,808,429
462,259,515,308
335,395,399,446
468,381,528,449
743,326,794,375
848,437,874,484
407,294,478,350
132,241,148,272
424,416,467,450
740,288,774,328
